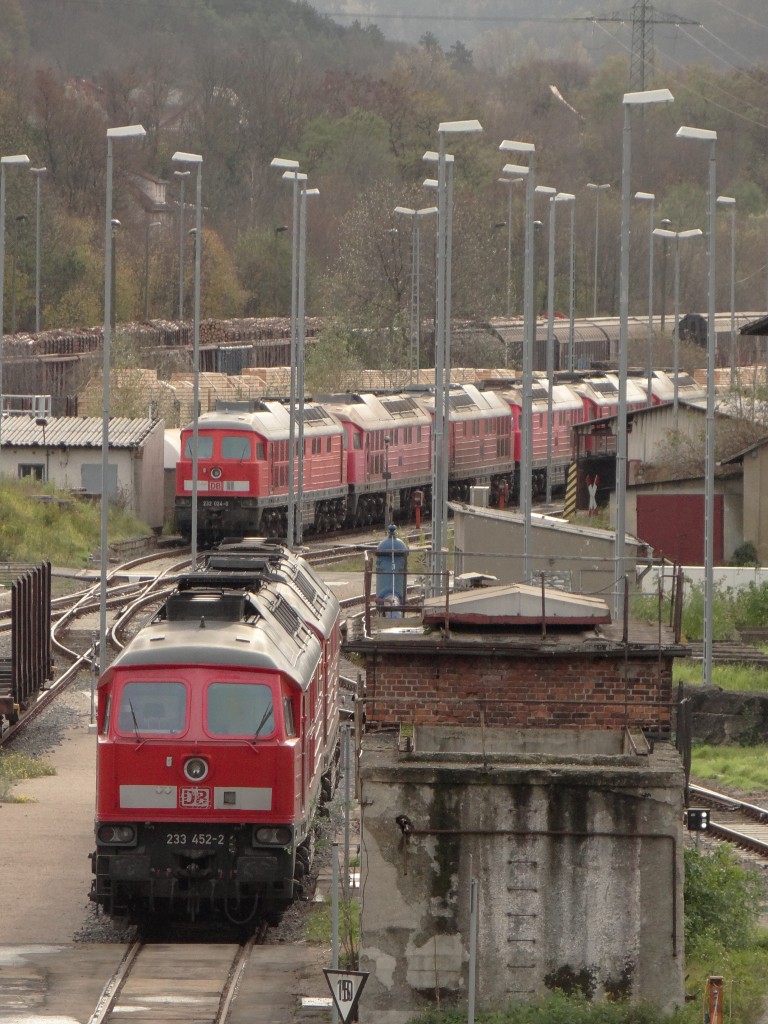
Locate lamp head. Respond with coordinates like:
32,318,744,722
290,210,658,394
106,125,146,140
438,119,482,135
30,166,47,176
716,195,736,206
172,151,202,165
555,192,575,202
624,88,674,106
499,139,535,154
501,163,529,177
676,125,717,142
634,191,655,201
586,183,611,192
271,156,300,170
1,154,30,167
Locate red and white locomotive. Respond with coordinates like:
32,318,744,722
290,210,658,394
90,541,341,926
173,372,705,544
175,383,516,544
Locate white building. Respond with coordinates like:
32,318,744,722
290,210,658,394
0,415,165,531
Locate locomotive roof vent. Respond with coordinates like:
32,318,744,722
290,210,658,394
215,399,271,413
165,591,248,622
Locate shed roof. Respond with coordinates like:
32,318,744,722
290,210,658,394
1,416,159,449
422,583,611,627
739,314,768,336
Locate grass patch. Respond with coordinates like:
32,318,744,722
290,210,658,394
305,896,359,969
0,751,56,801
691,744,768,791
0,477,150,567
673,659,768,693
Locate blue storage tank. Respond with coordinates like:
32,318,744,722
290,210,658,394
376,524,409,617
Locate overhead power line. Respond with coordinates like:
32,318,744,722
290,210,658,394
572,1,700,91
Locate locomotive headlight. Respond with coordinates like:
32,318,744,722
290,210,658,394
97,824,137,845
184,757,209,781
210,466,222,479
254,826,292,846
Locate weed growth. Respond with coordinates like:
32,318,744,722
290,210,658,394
0,477,150,566
0,751,56,801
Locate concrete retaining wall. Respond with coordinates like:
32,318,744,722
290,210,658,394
358,730,686,1024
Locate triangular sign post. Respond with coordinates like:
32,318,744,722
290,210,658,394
323,969,369,1023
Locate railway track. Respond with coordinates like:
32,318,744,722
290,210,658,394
87,937,260,1024
689,783,768,859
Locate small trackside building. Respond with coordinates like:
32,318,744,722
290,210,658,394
344,583,688,1024
0,415,165,531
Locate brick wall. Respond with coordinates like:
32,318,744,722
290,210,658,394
364,649,673,734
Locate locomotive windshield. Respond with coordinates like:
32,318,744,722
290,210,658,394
206,682,275,737
117,681,187,735
183,434,214,458
221,435,252,460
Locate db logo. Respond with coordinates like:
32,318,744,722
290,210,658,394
180,787,211,809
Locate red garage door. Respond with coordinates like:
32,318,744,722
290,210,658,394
636,494,724,565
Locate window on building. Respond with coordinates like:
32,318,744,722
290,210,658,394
18,464,44,481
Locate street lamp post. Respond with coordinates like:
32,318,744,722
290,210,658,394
99,125,145,676
35,416,49,480
172,152,203,566
143,219,161,321
586,183,610,317
173,169,190,320
556,193,576,373
110,219,120,329
296,183,319,546
498,175,523,318
0,154,30,445
676,124,717,688
394,205,438,383
383,434,391,524
536,185,557,506
652,227,703,423
660,217,672,332
425,120,483,595
500,141,536,582
273,225,287,315
615,88,674,622
634,191,656,400
30,167,46,334
271,157,302,549
10,212,27,335
716,196,736,386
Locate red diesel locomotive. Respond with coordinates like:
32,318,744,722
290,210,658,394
90,542,341,926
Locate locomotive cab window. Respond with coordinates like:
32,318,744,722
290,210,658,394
117,681,187,735
283,697,297,738
183,435,214,459
221,435,252,460
207,682,275,737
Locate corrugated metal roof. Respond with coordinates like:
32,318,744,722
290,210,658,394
422,583,611,627
1,416,158,449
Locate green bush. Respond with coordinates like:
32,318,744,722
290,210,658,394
684,845,763,957
729,542,759,567
733,582,768,629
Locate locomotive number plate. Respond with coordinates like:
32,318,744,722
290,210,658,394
166,833,226,846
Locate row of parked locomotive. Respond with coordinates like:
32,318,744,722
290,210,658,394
174,370,704,545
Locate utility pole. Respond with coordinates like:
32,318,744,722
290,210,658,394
576,1,699,91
